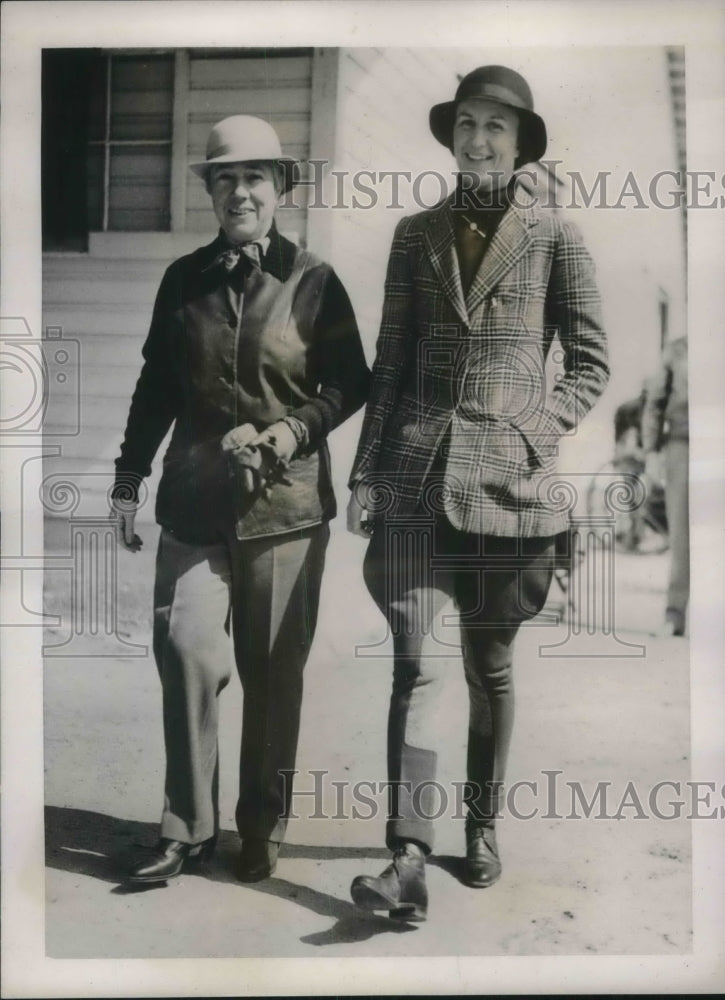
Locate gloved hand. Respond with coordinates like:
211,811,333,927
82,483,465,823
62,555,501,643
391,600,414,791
250,421,298,464
226,421,296,500
111,497,142,552
221,423,259,454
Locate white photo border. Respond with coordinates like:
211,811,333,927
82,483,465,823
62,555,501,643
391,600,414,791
2,0,724,995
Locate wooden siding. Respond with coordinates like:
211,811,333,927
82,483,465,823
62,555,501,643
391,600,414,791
329,48,462,358
42,255,168,519
185,53,313,239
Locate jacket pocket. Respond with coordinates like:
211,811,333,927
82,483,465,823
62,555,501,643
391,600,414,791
156,437,233,542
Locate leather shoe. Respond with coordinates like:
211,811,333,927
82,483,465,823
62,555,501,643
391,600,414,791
126,837,215,885
237,839,279,882
350,842,428,921
463,824,501,888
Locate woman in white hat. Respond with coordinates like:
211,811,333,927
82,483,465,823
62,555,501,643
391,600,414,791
112,115,370,885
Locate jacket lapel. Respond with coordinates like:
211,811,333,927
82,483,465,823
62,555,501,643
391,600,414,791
465,198,540,316
423,198,469,328
263,222,298,282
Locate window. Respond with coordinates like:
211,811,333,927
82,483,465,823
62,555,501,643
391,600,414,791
87,54,174,232
42,50,174,250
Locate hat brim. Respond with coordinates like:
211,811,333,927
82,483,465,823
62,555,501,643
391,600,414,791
189,155,300,192
429,98,547,164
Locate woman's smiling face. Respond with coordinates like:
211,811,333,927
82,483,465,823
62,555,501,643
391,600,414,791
453,98,520,192
209,161,280,243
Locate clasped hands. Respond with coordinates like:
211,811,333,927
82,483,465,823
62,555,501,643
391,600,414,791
223,424,376,537
221,420,297,498
112,421,298,551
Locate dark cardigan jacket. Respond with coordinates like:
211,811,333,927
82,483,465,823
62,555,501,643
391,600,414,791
113,225,370,541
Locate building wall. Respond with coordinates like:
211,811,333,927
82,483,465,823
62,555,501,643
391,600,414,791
325,48,463,349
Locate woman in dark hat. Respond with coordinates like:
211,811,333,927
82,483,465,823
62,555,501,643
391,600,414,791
347,66,609,919
112,115,370,886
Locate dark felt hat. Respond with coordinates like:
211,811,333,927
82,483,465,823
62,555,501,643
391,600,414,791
429,65,547,165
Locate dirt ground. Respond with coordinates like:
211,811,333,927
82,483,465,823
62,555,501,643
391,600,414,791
43,514,692,960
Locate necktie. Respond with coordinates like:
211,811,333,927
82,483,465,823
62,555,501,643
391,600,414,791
457,222,488,296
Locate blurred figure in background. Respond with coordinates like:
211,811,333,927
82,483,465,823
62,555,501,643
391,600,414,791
614,387,646,460
610,384,667,552
641,336,689,636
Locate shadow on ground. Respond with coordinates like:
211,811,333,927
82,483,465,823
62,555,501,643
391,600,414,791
45,805,417,946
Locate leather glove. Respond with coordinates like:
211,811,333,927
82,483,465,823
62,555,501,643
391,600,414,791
228,444,266,498
227,423,296,500
250,421,298,464
221,423,259,454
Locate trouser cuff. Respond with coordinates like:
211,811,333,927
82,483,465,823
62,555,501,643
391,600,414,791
386,820,433,855
160,813,216,845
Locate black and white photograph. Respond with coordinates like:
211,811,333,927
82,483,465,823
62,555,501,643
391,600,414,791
1,1,724,996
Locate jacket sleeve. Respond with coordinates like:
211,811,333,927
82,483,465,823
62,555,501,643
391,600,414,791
532,218,610,458
640,348,673,453
348,216,415,487
288,267,370,450
112,266,179,503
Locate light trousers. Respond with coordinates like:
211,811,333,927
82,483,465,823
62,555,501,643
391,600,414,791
152,522,329,844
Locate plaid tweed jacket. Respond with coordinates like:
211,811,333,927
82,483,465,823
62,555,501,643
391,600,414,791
349,191,610,537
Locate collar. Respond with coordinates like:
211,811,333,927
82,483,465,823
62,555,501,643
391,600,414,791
439,174,541,233
451,174,516,222
200,222,298,283
219,229,271,257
